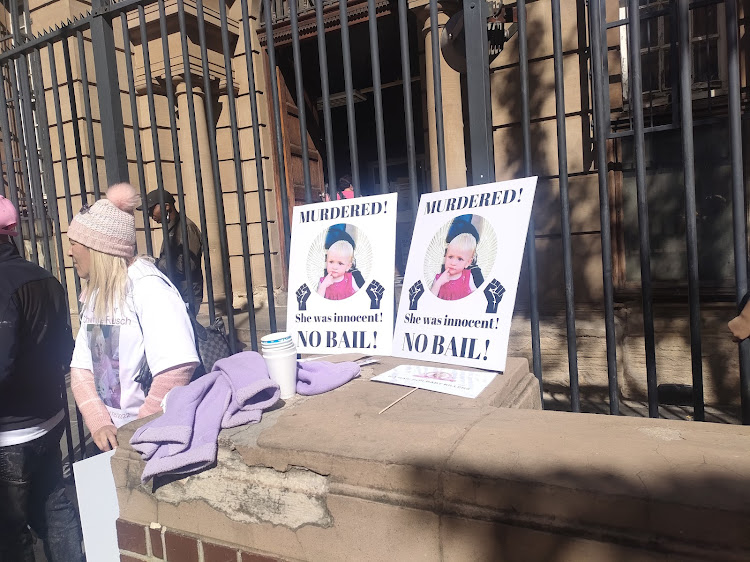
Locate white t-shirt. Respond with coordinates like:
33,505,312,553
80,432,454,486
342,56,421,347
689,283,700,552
71,259,199,428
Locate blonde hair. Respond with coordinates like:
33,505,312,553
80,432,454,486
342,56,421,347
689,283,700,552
327,240,354,262
447,233,477,258
83,249,130,321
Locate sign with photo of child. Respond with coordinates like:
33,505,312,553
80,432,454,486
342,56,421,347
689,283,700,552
287,192,398,355
392,177,538,371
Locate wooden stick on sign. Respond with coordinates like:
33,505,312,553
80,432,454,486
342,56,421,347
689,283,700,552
378,387,419,415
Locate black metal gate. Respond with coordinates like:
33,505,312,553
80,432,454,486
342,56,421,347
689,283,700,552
1,0,749,468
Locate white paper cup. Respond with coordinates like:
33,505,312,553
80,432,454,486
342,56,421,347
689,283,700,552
263,349,298,399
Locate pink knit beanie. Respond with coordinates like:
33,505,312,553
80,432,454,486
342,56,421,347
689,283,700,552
68,183,140,258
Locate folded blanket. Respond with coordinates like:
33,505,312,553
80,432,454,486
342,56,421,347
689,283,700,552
296,360,360,395
130,351,279,482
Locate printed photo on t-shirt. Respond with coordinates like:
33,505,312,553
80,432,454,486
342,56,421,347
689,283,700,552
88,325,121,409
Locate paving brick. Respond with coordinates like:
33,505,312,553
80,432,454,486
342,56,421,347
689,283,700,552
203,541,239,562
115,519,147,555
164,531,199,562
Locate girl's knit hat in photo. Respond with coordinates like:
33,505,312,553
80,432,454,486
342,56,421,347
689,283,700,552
68,183,140,258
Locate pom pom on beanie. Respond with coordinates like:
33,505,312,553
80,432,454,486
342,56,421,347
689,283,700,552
106,182,140,214
67,183,140,258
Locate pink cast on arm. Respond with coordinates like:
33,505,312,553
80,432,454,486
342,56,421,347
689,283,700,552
137,363,197,418
70,367,113,436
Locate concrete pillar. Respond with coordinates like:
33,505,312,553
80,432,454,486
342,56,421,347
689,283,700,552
421,6,467,190
176,80,227,314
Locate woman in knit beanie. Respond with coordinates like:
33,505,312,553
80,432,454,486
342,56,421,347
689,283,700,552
68,183,199,452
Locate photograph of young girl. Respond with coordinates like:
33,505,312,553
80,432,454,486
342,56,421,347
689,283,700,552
89,324,122,409
424,214,497,301
307,223,374,301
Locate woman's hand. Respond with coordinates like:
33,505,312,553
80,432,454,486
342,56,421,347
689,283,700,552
93,425,118,451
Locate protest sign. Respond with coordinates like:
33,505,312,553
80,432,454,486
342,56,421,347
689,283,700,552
392,177,537,370
371,364,496,399
287,192,398,355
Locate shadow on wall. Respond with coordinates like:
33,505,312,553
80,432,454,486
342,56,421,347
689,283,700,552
402,455,750,561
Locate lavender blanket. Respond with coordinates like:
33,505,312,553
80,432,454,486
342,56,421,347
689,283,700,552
130,351,280,482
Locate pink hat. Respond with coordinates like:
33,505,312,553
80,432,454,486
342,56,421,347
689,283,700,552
67,183,140,258
0,195,19,236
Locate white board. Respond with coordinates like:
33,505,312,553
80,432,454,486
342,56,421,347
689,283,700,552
371,364,497,399
286,193,398,355
73,450,119,562
392,178,537,371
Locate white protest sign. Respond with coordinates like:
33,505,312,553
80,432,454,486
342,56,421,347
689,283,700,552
73,450,119,562
287,193,398,355
371,364,496,399
392,177,537,370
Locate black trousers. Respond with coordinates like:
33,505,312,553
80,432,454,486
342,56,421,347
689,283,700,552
0,423,84,562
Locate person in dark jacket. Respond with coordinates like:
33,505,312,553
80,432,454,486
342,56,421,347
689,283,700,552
0,195,84,561
137,189,203,316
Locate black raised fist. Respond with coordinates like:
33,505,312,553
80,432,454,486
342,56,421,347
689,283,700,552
296,283,311,311
484,279,506,314
408,280,425,311
366,280,385,310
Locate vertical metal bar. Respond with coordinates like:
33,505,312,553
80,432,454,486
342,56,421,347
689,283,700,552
59,380,76,470
32,49,67,299
157,0,196,316
627,0,659,418
262,0,292,264
589,0,619,414
0,64,24,256
196,0,236,350
76,31,101,200
175,0,214,321
16,54,53,271
517,0,542,396
8,58,38,265
30,48,58,267
314,0,337,200
120,13,153,257
463,0,495,184
288,0,313,203
47,43,83,303
677,0,704,421
428,0,447,191
61,36,88,205
725,0,750,424
31,55,76,461
551,0,579,411
51,40,89,453
219,0,258,350
240,0,277,332
138,5,174,283
338,0,361,193
90,0,129,185
367,0,388,193
397,0,418,217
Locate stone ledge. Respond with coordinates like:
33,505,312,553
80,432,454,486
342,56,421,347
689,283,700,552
113,357,750,561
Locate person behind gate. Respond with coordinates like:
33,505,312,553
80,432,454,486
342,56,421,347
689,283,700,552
0,195,85,562
68,183,200,452
138,189,203,317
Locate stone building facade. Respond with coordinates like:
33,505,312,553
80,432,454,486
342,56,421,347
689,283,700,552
2,0,747,407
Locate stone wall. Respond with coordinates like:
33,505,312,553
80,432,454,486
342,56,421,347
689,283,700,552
112,358,750,561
